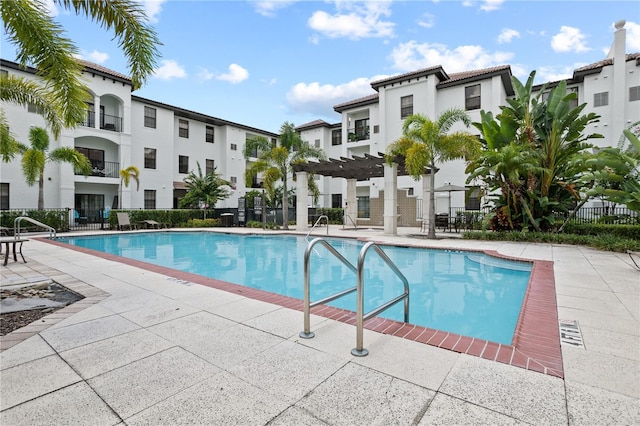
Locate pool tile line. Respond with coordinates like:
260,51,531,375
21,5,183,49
40,237,563,377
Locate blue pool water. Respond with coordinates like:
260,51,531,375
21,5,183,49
55,232,532,344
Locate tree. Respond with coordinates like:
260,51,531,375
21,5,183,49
179,162,233,210
244,122,326,230
469,71,602,231
0,0,161,151
118,165,140,209
21,127,91,209
386,109,480,238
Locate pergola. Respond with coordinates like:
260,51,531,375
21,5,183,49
292,153,433,235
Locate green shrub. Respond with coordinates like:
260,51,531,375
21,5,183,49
183,218,221,228
0,209,70,232
564,223,640,240
316,208,344,224
246,220,280,229
463,230,640,252
109,209,212,229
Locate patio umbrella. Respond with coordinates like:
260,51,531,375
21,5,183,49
434,184,467,214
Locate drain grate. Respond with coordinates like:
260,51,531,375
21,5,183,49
559,319,585,348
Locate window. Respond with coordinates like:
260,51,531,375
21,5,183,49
542,87,579,108
205,159,215,175
465,84,481,110
75,147,105,176
314,139,320,148
0,183,9,209
178,155,189,174
373,125,379,134
206,125,214,143
465,186,481,210
178,119,189,138
144,148,156,169
230,143,237,151
331,129,342,146
144,106,156,128
27,103,44,114
357,196,370,219
630,86,640,102
401,95,413,119
144,190,156,209
354,118,369,141
331,193,342,209
407,188,414,196
0,69,8,77
230,176,237,187
594,92,609,107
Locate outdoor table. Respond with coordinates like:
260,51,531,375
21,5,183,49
0,237,28,266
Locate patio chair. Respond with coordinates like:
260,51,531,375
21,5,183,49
116,212,137,231
74,209,87,225
141,219,166,229
628,250,640,271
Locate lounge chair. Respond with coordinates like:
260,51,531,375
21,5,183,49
628,250,640,271
141,219,166,229
116,212,137,231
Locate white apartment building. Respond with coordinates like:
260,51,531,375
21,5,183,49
0,59,278,221
297,20,639,227
1,21,637,229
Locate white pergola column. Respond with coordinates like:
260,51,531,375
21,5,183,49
295,171,309,231
421,173,433,232
345,179,357,227
383,163,398,235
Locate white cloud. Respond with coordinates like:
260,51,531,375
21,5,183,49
389,41,514,73
286,77,380,116
216,64,249,84
309,34,320,45
153,59,187,80
196,67,215,81
84,50,109,64
253,1,297,17
42,0,59,17
139,0,166,23
624,21,640,51
418,13,435,29
536,65,575,83
497,28,520,44
480,0,504,12
551,26,590,53
308,1,395,40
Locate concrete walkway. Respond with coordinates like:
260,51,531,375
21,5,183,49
1,227,638,425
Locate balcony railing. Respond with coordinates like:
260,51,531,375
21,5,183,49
81,112,123,132
347,127,370,142
75,161,120,178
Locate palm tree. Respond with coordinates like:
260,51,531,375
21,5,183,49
0,0,161,145
179,162,232,210
21,127,91,209
386,109,480,238
118,165,140,209
244,122,326,230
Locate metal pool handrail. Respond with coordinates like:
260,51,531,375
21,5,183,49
305,215,329,240
300,237,410,358
343,214,357,230
14,216,56,238
351,241,410,357
300,237,358,339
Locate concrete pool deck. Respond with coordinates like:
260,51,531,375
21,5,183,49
1,226,638,425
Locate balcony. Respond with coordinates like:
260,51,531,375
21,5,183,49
81,112,123,132
347,127,370,142
75,161,120,178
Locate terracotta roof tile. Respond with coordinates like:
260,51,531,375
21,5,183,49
296,119,333,130
79,60,131,82
333,93,379,111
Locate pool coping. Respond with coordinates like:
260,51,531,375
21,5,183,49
40,234,563,378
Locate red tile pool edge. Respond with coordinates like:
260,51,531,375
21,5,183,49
40,236,563,378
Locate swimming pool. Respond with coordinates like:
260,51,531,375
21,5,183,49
54,232,532,345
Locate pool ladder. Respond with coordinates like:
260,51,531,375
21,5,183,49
305,215,329,241
300,237,410,356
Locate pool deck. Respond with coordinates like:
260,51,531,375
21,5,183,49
1,226,638,425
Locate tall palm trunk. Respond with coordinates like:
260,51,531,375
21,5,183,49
282,180,289,230
427,167,436,238
38,172,45,210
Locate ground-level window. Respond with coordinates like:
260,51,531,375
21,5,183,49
465,84,481,110
27,103,44,114
206,125,214,143
74,194,105,223
465,186,481,210
594,92,608,107
178,155,189,174
144,106,156,128
206,159,215,175
630,86,640,102
331,193,342,209
178,119,189,138
144,148,156,169
144,190,156,209
357,196,370,219
230,143,238,151
0,183,9,209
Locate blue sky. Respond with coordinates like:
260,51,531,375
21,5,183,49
2,1,639,133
